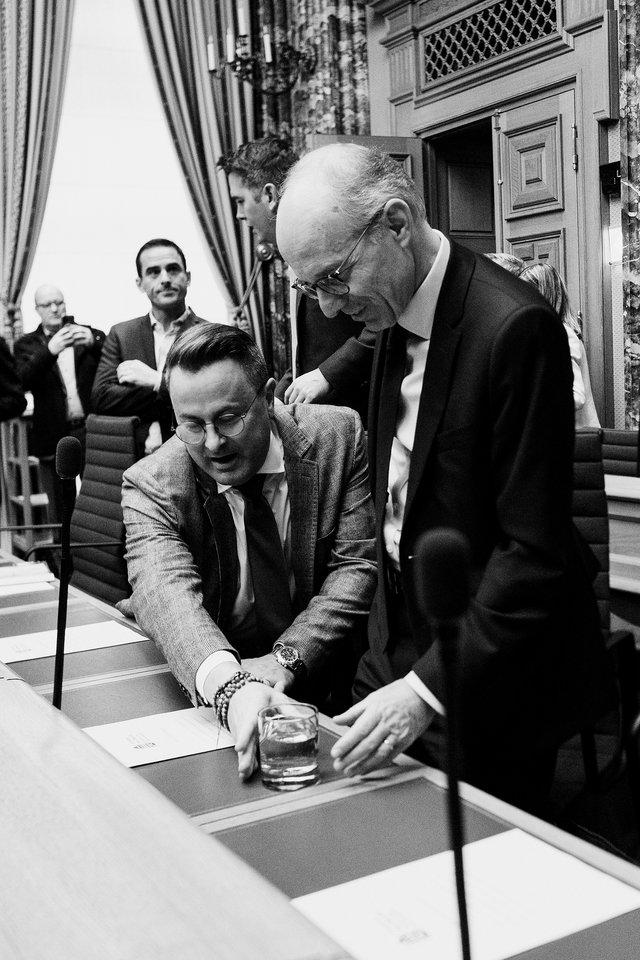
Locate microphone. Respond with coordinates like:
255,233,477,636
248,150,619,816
413,527,472,960
51,436,82,710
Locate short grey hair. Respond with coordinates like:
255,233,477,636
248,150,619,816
283,143,426,238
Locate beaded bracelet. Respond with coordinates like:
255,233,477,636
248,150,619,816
213,670,269,730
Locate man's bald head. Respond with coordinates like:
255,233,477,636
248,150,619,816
35,284,66,334
276,144,436,333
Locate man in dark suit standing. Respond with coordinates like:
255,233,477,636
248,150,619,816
90,238,212,458
217,137,374,420
14,285,105,525
277,143,612,811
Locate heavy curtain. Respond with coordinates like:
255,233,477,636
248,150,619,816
620,0,640,427
134,0,267,355
0,0,75,343
255,0,370,376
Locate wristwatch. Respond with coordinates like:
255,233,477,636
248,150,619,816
272,642,307,681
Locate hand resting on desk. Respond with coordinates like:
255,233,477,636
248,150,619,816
330,679,435,777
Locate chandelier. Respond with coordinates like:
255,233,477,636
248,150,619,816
207,6,316,97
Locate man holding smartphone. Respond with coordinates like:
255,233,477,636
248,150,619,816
14,285,105,527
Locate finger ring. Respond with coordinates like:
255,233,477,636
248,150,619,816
383,737,394,749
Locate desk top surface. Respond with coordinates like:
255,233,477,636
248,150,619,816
2,554,640,960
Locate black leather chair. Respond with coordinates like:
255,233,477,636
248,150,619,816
68,415,139,605
572,429,640,828
601,427,639,477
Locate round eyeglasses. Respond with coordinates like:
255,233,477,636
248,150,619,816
292,207,384,300
173,383,265,444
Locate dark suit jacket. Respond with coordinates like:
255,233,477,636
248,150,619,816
14,324,105,456
0,337,26,422
276,297,375,420
90,311,211,456
366,242,613,784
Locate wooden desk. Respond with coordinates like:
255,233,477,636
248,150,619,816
3,567,640,959
0,662,349,960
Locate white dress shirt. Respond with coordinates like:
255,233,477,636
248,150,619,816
56,345,84,420
195,424,291,697
145,307,191,453
383,231,450,715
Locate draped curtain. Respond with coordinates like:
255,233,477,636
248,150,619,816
620,0,640,428
135,0,369,377
0,0,75,344
255,0,370,376
134,0,267,356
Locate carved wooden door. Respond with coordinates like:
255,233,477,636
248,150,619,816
492,89,581,306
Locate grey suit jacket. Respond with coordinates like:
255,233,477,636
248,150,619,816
121,402,377,703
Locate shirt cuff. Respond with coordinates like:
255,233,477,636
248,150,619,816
405,671,445,716
195,650,240,704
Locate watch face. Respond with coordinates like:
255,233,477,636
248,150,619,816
276,645,298,666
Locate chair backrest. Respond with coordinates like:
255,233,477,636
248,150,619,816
70,414,139,605
601,428,639,476
572,429,610,634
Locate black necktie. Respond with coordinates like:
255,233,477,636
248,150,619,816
238,474,293,648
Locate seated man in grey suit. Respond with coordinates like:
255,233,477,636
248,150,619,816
91,238,216,458
121,324,377,780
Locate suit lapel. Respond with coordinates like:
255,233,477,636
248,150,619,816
372,325,408,525
140,316,158,369
285,456,317,606
404,243,472,521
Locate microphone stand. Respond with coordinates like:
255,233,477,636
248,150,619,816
51,439,81,710
413,527,473,960
436,618,472,960
52,477,74,709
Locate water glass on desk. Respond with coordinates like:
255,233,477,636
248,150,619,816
258,703,319,791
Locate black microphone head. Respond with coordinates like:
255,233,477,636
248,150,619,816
413,527,471,623
56,436,82,479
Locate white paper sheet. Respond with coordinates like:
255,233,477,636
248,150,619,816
293,828,640,960
0,562,54,584
0,581,55,598
83,707,234,766
0,619,145,663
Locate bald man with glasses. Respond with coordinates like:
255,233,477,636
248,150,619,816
277,143,613,814
14,285,105,526
120,324,376,781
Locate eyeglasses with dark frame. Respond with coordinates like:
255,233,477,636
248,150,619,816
173,382,266,444
292,207,384,300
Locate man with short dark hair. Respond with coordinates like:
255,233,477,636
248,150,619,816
120,324,376,780
14,285,104,524
91,239,214,458
277,143,613,811
218,137,374,418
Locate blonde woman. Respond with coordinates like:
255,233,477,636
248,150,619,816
520,262,600,428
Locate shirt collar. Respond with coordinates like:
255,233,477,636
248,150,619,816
149,306,190,331
397,230,450,339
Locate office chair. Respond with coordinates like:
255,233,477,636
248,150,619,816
572,428,640,829
67,415,139,605
22,415,139,606
601,427,640,477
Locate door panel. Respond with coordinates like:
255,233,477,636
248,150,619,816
493,90,580,305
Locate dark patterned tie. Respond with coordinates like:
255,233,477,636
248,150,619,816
237,474,293,648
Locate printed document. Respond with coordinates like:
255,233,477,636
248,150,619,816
0,620,144,663
293,828,640,960
84,707,234,766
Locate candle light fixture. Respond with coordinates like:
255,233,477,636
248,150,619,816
208,6,316,96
